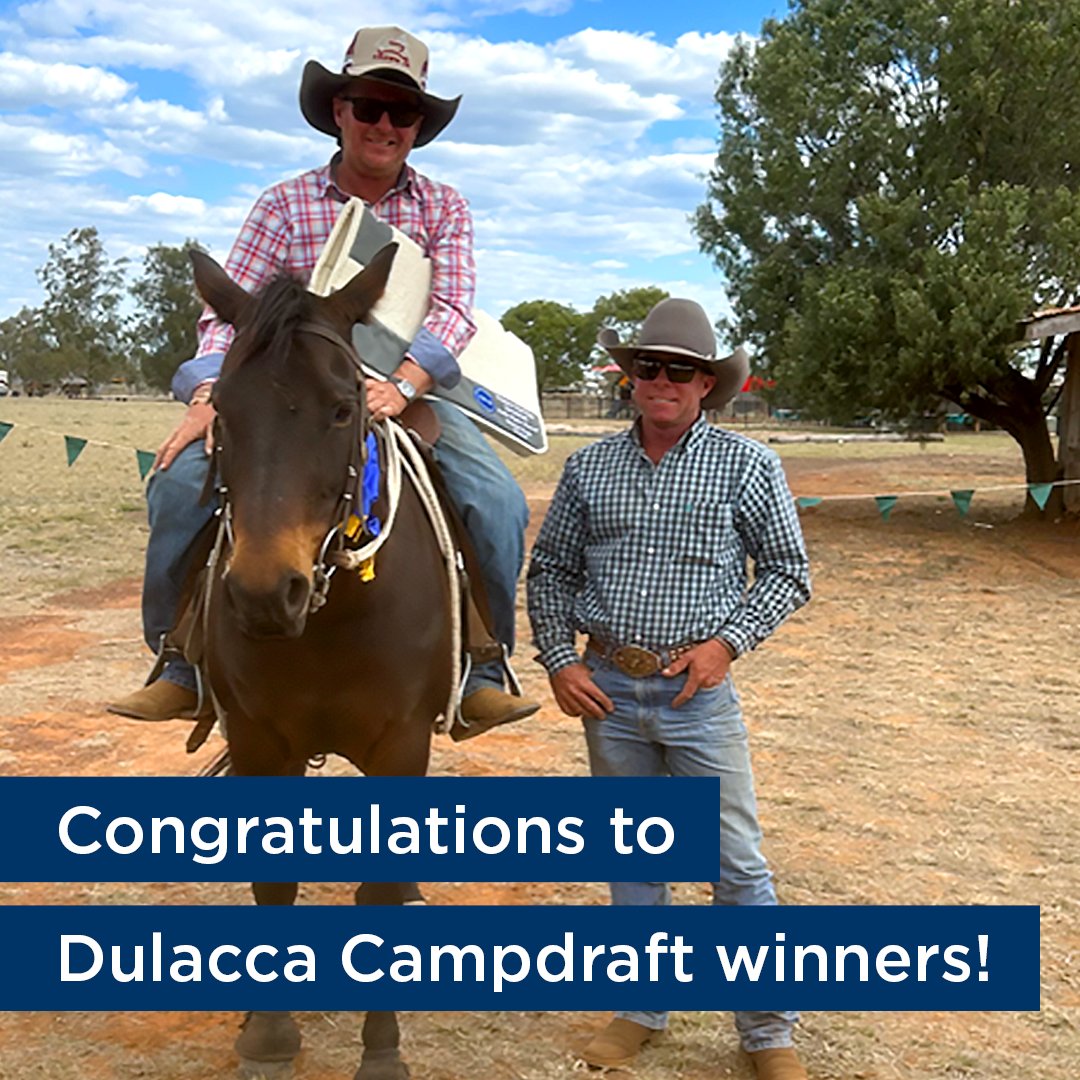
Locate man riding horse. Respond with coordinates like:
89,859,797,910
109,25,538,739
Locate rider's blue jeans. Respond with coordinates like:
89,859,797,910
142,400,528,694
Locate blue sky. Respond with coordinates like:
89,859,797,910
0,0,787,328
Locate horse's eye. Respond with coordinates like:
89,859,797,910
332,402,355,427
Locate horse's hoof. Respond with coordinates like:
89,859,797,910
354,1049,411,1080
235,1011,301,1067
238,1059,293,1080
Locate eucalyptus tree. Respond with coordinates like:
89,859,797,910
696,0,1080,511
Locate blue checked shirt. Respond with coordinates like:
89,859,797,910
527,417,811,674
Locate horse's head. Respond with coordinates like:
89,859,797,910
191,244,397,638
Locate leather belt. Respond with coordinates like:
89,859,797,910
586,636,698,678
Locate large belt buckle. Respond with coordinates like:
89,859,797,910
611,645,662,678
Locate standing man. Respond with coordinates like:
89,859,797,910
527,298,812,1080
109,26,537,739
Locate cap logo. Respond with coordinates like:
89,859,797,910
372,37,411,69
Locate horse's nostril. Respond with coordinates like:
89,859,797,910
285,573,310,614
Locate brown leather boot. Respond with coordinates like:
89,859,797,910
107,680,207,722
578,1018,665,1068
450,687,539,741
748,1047,808,1080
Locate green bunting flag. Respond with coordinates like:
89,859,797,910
950,489,974,517
875,495,899,521
0,420,12,444
64,435,87,467
135,450,155,480
797,496,823,509
1027,483,1053,510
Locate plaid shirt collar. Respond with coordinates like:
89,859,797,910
323,155,421,205
626,412,711,460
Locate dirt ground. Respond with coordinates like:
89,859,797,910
0,435,1078,1080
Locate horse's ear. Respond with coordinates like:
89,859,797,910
323,242,399,326
190,250,254,328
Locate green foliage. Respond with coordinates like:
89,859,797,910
501,287,674,392
695,0,1080,488
500,299,592,391
36,227,130,387
128,240,205,392
586,286,671,363
0,307,59,387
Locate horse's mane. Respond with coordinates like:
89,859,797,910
234,274,314,366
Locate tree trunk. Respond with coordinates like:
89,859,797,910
948,375,1062,517
1061,336,1080,517
1013,409,1063,516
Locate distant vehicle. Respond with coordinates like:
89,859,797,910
0,369,9,396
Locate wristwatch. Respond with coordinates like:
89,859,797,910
391,375,419,403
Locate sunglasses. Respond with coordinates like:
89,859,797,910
341,96,424,128
631,357,706,384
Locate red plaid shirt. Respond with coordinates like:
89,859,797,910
196,158,476,377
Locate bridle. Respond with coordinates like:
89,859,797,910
293,320,371,612
211,319,373,615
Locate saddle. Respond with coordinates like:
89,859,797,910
162,401,501,754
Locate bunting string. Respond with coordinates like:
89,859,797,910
0,418,156,481
2,416,1079,518
796,479,1080,519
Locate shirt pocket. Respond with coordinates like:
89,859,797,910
675,501,737,569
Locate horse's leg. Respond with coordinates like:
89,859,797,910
356,1013,407,1080
342,712,436,1080
232,754,305,1078
353,880,419,1080
352,855,426,1080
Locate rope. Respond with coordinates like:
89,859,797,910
334,421,462,734
796,477,1080,502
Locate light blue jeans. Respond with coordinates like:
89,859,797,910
142,400,528,694
582,656,799,1053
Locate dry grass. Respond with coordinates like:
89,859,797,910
0,401,1077,1079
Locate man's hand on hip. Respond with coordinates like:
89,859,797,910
154,400,215,471
664,639,733,707
550,663,614,720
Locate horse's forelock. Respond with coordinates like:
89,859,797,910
233,274,316,366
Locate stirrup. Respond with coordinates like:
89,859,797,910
500,643,523,696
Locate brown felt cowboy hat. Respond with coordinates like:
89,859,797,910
299,26,460,148
598,298,750,410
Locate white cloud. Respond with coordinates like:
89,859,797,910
0,117,147,176
433,33,683,148
0,8,735,323
468,0,572,15
553,29,735,100
0,51,131,107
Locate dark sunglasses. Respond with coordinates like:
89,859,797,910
341,96,424,128
631,357,705,384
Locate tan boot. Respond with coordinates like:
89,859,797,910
450,687,539,741
107,680,206,722
578,1018,664,1069
748,1047,808,1080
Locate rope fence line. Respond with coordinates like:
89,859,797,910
2,417,1076,516
0,418,155,477
795,479,1079,518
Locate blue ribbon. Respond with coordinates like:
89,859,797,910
362,432,381,536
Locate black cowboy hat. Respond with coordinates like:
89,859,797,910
299,26,460,148
599,298,750,410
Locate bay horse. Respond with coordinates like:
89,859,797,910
190,246,451,1080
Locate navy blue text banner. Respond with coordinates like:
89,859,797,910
0,777,720,882
0,904,1038,1011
